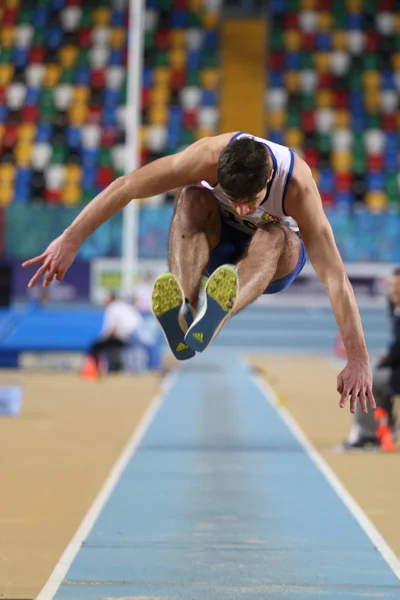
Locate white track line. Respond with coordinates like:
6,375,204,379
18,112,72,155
36,371,177,600
248,367,400,580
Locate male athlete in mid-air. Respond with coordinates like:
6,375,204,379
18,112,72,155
23,132,375,414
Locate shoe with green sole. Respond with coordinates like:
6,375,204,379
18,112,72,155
152,273,195,361
184,264,238,352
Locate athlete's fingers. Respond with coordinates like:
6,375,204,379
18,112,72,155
43,265,58,288
349,388,361,414
358,388,368,414
28,258,52,288
367,386,376,410
339,389,351,409
22,253,46,268
337,373,344,394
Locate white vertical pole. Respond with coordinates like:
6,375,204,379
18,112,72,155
121,0,144,297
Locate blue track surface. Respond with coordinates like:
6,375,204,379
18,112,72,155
51,353,399,600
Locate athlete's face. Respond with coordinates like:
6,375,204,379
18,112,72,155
222,187,266,216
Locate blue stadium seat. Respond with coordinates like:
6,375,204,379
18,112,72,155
36,123,52,143
48,26,64,50
25,88,41,106
111,10,125,27
201,90,218,107
0,106,8,123
13,48,29,69
75,66,91,85
66,126,81,149
33,7,49,28
172,11,189,28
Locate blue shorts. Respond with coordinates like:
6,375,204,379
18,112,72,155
206,222,307,295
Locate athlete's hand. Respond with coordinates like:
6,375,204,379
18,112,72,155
22,231,79,288
337,360,376,414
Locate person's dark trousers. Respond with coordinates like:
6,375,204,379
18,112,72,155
354,367,396,437
89,337,126,371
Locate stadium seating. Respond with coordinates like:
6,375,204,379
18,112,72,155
266,0,400,211
0,0,221,206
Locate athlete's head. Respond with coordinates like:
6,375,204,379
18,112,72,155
217,138,274,215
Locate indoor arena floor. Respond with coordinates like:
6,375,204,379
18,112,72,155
1,351,400,599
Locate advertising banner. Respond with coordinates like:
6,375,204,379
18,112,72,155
12,259,91,302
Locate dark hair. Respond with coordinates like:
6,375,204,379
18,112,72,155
217,138,272,202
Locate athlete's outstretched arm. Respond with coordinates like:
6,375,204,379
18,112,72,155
22,137,223,288
286,157,375,415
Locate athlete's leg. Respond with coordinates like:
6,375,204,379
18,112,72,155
233,224,302,314
152,185,220,360
168,184,221,310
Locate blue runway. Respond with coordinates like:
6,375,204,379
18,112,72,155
47,353,399,599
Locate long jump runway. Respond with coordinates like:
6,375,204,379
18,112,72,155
39,353,400,600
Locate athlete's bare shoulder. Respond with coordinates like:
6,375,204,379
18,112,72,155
286,152,314,197
175,132,240,182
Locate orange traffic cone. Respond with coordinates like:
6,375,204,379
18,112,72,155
80,356,99,381
334,331,347,359
374,407,397,452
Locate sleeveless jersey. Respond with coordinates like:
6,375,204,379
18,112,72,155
201,132,299,234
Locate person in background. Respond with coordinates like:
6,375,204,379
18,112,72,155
133,271,153,315
83,292,144,376
344,269,400,450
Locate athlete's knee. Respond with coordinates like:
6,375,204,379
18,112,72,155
175,185,220,236
253,223,286,251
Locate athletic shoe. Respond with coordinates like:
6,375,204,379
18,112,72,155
152,272,195,361
184,264,238,352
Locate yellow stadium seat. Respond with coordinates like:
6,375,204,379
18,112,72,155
363,71,381,88
149,104,168,126
200,68,219,90
366,191,388,212
170,30,186,48
0,65,14,87
0,164,15,183
0,7,3,22
6,0,20,7
332,151,352,174
311,168,319,185
1,25,15,47
0,125,4,145
169,48,186,70
285,128,304,149
316,89,333,108
93,7,110,26
318,12,332,32
392,53,400,72
18,123,36,142
150,86,170,105
284,30,301,52
0,185,13,206
202,12,219,30
139,125,148,147
44,64,61,88
73,85,90,104
332,31,347,51
69,104,88,126
153,67,171,87
364,89,380,112
61,185,82,206
110,27,126,49
346,0,363,13
189,0,202,9
335,109,350,129
58,45,78,68
300,0,316,8
196,128,215,141
284,71,300,93
315,52,330,73
65,165,82,185
14,142,32,167
268,110,286,130
395,14,400,34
